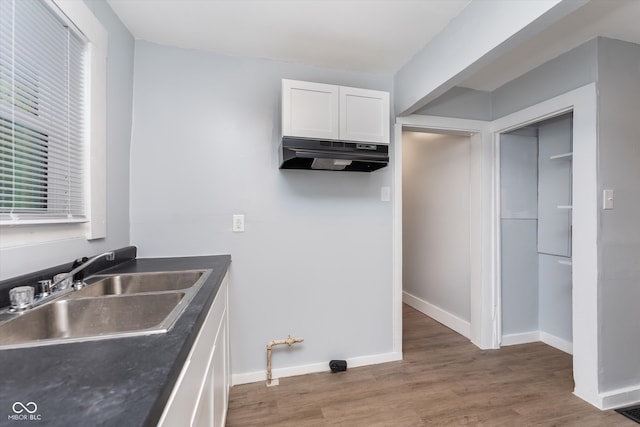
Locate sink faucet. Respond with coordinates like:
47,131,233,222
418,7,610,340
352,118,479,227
51,251,115,290
8,251,116,312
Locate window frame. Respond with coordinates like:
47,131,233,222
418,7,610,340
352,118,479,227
0,0,107,248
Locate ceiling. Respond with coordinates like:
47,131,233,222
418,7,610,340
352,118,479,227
107,0,640,92
106,0,470,74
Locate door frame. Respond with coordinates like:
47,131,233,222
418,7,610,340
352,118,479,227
488,83,599,407
393,115,494,351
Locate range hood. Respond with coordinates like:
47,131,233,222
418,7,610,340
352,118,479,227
279,138,389,172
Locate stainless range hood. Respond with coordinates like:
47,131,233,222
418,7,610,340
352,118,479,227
279,138,389,172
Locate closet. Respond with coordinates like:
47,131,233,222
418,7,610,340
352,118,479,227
500,113,573,353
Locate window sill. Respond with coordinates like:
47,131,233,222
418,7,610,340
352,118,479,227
0,222,92,249
0,218,88,226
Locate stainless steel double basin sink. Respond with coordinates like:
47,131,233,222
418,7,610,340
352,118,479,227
0,270,210,350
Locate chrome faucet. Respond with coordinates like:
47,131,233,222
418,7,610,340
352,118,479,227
8,251,115,312
51,251,115,290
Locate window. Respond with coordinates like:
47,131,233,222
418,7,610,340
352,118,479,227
0,0,106,246
0,0,89,225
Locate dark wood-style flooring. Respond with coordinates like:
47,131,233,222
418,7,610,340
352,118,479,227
226,304,634,426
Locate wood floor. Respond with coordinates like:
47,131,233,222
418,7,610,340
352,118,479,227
226,305,634,426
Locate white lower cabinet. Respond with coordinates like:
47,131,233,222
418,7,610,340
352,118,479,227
212,317,228,427
158,274,230,427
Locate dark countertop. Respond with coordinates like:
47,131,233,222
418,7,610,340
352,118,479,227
0,254,231,427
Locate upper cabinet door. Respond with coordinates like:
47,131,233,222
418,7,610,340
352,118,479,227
339,86,390,144
282,80,339,140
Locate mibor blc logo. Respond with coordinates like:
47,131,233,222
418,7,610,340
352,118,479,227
8,401,42,422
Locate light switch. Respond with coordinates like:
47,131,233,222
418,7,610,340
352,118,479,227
381,186,391,202
603,189,614,210
232,214,245,232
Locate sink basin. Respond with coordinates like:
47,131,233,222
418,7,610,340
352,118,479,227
0,269,211,350
0,293,185,349
72,270,205,298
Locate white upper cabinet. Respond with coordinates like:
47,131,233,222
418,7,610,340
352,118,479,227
339,86,389,144
282,79,390,144
282,80,339,140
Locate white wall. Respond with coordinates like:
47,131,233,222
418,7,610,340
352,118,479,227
413,38,599,122
129,41,396,380
596,38,640,398
415,87,492,121
393,0,584,115
537,116,572,345
492,39,598,119
0,0,134,280
499,133,539,337
538,254,572,343
402,132,470,326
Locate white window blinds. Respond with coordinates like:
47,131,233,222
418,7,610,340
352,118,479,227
0,0,88,224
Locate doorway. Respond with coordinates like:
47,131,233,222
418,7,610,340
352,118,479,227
486,83,599,407
498,113,573,354
393,116,489,349
402,130,472,337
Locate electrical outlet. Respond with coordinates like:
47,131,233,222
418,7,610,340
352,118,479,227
232,214,245,232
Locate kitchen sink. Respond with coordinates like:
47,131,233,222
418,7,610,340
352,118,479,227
71,271,205,298
0,269,211,350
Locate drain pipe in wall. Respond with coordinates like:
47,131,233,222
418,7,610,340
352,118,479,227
266,335,304,386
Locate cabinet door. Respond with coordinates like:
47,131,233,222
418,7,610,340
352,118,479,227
212,312,227,427
191,349,215,427
282,80,339,140
339,86,389,144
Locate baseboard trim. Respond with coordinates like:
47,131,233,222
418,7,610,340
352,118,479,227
501,331,540,346
347,351,403,369
231,351,402,386
574,384,640,411
501,331,573,355
540,331,573,355
599,384,640,410
403,291,471,339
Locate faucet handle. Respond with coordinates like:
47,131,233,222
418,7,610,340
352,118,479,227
9,286,34,311
53,273,71,290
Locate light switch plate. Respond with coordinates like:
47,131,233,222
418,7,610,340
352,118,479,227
232,214,245,232
381,186,391,202
603,189,614,210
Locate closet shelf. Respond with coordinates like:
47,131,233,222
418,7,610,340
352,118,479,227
557,205,573,209
550,152,573,160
